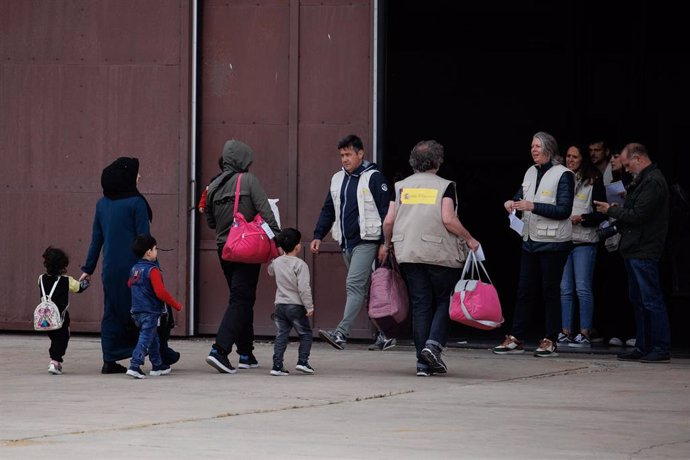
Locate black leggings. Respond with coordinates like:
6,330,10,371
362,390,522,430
48,311,70,362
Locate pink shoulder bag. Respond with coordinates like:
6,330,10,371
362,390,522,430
221,174,279,264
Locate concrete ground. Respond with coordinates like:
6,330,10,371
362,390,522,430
1,333,689,459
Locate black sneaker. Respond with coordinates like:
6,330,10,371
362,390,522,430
382,337,397,351
318,329,346,350
206,349,237,374
101,361,128,374
421,346,447,374
617,348,644,361
640,351,670,363
368,331,386,350
126,367,146,379
150,364,172,376
270,366,290,376
238,353,259,369
416,367,432,377
295,362,315,374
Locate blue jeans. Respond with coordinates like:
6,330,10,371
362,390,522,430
131,312,162,368
400,263,460,370
560,244,597,332
272,304,313,369
624,259,671,354
337,243,379,337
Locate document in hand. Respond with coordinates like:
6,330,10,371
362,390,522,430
508,211,524,236
605,181,626,206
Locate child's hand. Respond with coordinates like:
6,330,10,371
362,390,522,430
306,309,314,317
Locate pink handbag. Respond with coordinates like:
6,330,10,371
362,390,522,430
368,251,409,338
449,251,504,330
221,174,279,264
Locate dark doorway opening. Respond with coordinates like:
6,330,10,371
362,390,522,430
381,0,690,346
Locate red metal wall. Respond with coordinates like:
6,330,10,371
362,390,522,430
0,0,191,333
197,0,376,338
1,0,376,340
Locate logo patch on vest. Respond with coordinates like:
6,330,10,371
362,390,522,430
400,188,438,204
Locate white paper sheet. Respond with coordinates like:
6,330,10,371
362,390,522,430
605,181,626,205
509,211,524,236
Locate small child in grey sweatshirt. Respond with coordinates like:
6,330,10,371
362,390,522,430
267,228,315,376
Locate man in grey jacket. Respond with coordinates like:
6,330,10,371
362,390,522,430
595,142,671,363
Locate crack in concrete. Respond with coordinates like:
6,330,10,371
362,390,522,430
1,389,415,447
629,438,690,457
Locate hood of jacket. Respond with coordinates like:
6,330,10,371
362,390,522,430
345,159,377,177
222,139,254,173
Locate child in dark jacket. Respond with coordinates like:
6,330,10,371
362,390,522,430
39,246,89,375
126,234,183,379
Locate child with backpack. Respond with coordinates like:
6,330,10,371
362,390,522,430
38,246,89,375
267,228,315,376
126,234,183,379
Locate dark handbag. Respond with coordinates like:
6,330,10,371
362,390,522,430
221,173,279,264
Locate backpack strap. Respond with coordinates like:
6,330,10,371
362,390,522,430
206,171,237,206
39,274,61,301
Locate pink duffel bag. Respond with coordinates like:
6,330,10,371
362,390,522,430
449,251,504,330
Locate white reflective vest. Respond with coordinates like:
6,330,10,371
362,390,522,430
329,169,382,243
521,164,573,243
571,180,599,243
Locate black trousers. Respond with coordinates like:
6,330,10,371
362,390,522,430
511,250,569,342
214,248,261,356
48,310,70,362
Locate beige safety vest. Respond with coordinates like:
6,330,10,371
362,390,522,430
391,172,466,268
521,164,573,243
571,179,598,243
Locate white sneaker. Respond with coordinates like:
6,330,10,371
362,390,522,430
625,338,636,347
48,360,62,375
534,338,559,357
608,337,624,346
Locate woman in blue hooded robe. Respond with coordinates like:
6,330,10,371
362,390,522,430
80,157,152,373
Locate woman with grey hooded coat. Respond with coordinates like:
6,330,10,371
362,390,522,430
204,139,280,374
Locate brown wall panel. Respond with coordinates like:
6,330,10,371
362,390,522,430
196,0,375,339
0,1,192,333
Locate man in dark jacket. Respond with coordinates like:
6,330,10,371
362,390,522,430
310,134,391,349
595,142,671,363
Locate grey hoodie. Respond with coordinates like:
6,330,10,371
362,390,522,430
206,140,280,247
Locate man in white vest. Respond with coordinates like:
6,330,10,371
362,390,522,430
492,131,574,358
311,135,391,350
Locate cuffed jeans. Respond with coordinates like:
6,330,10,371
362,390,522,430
511,250,569,342
624,258,671,354
560,244,597,332
336,243,378,337
272,303,313,369
131,312,162,368
214,247,261,357
400,263,460,369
